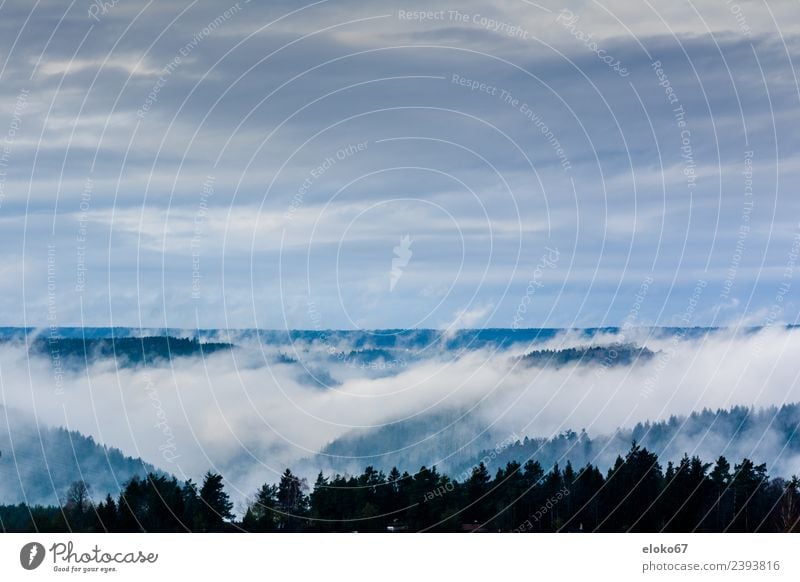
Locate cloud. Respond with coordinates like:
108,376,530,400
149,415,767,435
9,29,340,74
35,55,161,78
0,1,798,329
1,326,799,505
445,304,495,331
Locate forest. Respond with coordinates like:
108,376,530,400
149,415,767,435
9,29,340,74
1,443,798,533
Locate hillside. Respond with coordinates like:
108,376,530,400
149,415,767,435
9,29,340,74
0,407,154,506
458,404,800,479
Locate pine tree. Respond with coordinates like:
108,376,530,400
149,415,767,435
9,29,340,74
276,469,308,531
603,443,662,531
181,479,199,530
464,462,492,525
730,459,768,532
196,472,234,532
708,455,732,530
244,483,279,532
96,493,117,532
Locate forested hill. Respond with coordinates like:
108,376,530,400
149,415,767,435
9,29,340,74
1,325,784,351
317,402,800,489
0,407,153,506
517,343,655,368
2,443,799,532
460,404,800,480
28,336,232,368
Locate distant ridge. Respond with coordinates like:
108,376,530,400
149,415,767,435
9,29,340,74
458,403,800,479
0,407,155,506
28,336,232,368
318,402,800,481
1,324,792,349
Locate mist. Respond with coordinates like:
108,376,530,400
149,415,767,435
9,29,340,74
1,325,799,505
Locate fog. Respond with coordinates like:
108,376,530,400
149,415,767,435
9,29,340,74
1,326,799,504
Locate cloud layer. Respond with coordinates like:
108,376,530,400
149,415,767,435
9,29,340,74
1,326,799,504
0,1,798,329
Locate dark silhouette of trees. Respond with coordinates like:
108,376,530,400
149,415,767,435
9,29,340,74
95,494,117,532
464,462,492,525
568,463,604,531
707,455,733,530
2,443,800,533
243,483,279,532
275,469,308,531
773,477,800,532
660,455,712,532
196,472,234,532
63,480,92,531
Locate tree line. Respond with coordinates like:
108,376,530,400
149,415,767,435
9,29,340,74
1,443,799,532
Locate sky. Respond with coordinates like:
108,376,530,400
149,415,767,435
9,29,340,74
1,0,799,330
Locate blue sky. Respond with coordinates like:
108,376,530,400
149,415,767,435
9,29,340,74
1,0,799,330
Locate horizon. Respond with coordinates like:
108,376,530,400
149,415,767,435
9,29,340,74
1,2,798,331
3,323,798,332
